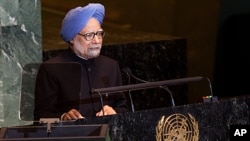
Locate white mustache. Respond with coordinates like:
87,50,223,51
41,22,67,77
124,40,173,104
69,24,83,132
89,46,101,49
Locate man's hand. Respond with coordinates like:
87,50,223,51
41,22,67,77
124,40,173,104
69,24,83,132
61,109,84,120
96,105,117,116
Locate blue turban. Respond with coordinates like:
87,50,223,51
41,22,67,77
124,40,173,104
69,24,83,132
60,3,105,42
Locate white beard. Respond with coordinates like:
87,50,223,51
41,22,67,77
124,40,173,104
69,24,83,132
86,47,101,59
73,40,101,59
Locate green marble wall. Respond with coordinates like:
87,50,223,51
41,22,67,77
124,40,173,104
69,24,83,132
0,0,42,127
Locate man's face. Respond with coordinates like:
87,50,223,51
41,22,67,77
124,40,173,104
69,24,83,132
71,18,104,59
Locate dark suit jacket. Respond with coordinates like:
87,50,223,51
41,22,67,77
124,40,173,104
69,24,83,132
34,49,129,120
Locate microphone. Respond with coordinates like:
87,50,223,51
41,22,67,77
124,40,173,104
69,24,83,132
122,67,175,107
122,67,148,83
122,67,135,112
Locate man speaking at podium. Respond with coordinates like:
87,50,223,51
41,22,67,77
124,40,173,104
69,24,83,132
34,3,129,121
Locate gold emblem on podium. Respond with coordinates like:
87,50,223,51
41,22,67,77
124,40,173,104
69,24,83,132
156,113,199,141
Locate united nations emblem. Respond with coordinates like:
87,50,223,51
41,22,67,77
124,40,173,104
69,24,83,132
156,113,199,141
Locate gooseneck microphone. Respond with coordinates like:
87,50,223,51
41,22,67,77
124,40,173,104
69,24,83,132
122,67,175,107
122,67,135,112
122,67,147,83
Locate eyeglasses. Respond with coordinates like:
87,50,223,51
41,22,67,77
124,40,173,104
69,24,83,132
78,31,105,41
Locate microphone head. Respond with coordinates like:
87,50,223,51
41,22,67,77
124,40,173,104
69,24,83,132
122,67,132,75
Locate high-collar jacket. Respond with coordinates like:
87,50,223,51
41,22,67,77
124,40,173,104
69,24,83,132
34,49,129,120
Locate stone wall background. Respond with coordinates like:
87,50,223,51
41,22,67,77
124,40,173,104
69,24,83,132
0,0,42,127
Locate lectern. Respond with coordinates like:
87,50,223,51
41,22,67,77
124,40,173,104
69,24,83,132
0,124,110,141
